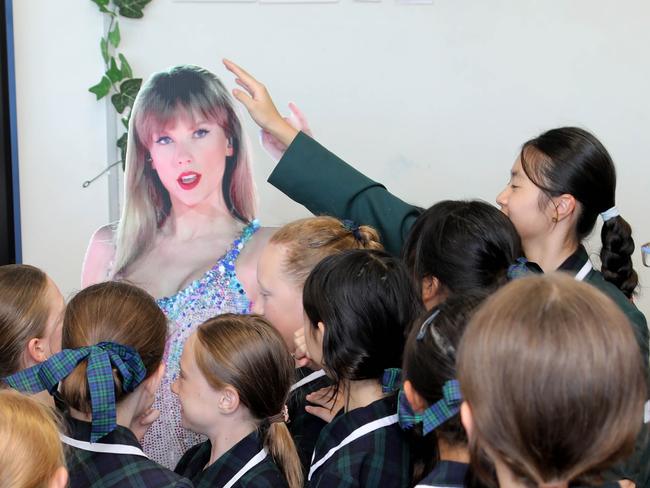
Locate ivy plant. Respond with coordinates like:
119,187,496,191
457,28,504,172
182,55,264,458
88,0,152,167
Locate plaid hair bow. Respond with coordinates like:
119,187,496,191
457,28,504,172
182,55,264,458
3,342,146,442
381,368,402,393
398,379,462,435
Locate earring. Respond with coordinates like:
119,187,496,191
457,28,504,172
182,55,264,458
145,154,153,163
552,217,558,223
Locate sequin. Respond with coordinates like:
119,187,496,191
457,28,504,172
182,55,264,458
141,220,260,469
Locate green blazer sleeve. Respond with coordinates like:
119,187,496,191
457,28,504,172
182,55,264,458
268,131,422,256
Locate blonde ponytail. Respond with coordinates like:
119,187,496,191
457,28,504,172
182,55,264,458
264,422,303,488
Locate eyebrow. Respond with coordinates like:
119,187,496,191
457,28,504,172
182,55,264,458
510,169,520,178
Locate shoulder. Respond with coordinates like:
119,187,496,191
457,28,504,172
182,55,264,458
587,270,647,327
240,457,289,488
82,224,117,287
174,440,209,478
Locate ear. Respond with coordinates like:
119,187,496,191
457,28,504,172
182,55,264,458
421,276,444,310
143,363,165,395
218,385,241,415
316,321,326,342
460,401,473,438
48,466,68,488
403,380,427,413
225,137,234,157
551,193,577,222
25,337,49,366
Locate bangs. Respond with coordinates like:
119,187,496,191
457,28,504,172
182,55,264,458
134,80,229,148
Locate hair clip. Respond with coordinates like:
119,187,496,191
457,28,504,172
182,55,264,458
416,309,455,358
416,309,440,341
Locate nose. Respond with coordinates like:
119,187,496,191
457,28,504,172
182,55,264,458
175,140,193,165
496,186,509,208
251,297,264,315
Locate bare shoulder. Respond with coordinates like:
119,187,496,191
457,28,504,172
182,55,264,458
81,224,117,287
236,226,277,299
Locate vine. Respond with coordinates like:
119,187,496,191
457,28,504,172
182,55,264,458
88,0,151,168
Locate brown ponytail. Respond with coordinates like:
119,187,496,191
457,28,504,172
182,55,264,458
194,314,303,488
59,282,167,413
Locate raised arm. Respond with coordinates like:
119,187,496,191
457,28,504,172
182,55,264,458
223,59,421,255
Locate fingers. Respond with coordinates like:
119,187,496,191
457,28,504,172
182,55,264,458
231,88,253,108
305,404,338,423
224,58,264,98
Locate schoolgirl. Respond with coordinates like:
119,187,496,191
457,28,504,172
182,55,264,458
400,294,487,488
0,264,65,385
222,61,647,363
302,249,422,487
457,273,645,488
0,389,68,488
253,216,383,470
172,313,302,488
4,281,192,487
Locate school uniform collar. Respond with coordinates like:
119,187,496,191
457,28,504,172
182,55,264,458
189,430,266,486
291,367,327,392
316,394,398,455
65,414,142,449
525,245,592,278
416,460,468,488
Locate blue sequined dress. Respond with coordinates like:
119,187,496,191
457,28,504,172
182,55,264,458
142,220,260,469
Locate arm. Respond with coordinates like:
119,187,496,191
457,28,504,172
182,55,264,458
223,60,421,256
81,224,116,286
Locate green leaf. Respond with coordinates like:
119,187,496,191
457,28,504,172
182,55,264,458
90,0,111,13
117,132,128,168
118,54,133,79
88,75,112,100
111,78,142,113
108,22,121,48
106,57,124,83
114,0,152,19
100,38,109,64
121,116,130,130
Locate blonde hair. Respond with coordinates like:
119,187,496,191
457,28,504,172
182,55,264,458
59,282,167,413
270,216,383,286
0,264,50,376
457,272,646,487
0,389,65,488
113,65,257,276
194,314,303,488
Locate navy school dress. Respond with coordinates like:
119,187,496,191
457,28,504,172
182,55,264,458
415,460,468,488
308,393,411,488
287,367,331,474
174,430,287,488
63,416,192,488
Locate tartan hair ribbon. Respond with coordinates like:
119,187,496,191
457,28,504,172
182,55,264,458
398,379,462,435
342,219,363,241
507,256,531,280
3,341,146,442
381,368,402,393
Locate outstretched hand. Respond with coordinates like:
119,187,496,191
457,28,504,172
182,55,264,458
262,102,313,162
223,59,299,147
305,385,345,423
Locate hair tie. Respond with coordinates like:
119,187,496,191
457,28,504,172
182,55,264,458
381,368,402,393
398,379,462,435
600,206,620,222
266,405,289,425
507,256,531,280
342,219,363,241
3,342,146,442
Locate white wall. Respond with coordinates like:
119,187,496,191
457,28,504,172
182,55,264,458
13,0,650,315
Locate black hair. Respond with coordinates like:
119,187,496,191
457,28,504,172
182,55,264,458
403,293,489,486
303,249,423,388
520,127,638,297
402,200,522,296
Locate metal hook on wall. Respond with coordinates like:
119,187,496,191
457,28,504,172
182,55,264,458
82,160,122,188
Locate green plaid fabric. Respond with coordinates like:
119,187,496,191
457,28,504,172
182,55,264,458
308,394,410,488
175,431,287,487
65,416,192,488
4,342,146,442
398,380,462,435
381,368,402,393
415,460,468,488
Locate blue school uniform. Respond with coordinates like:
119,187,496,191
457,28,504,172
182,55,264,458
308,394,410,488
174,431,287,488
415,460,468,488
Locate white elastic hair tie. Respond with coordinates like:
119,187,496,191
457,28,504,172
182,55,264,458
600,206,620,222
